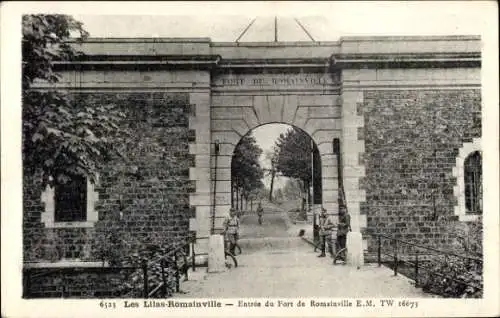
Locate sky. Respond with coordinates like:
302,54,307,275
70,1,491,42
252,124,293,190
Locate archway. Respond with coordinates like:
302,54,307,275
208,90,342,239
228,124,324,236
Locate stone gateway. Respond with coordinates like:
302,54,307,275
23,35,482,297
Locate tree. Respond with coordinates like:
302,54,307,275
231,133,264,210
22,15,125,187
274,188,284,202
247,180,265,211
282,178,302,200
274,127,314,210
264,148,279,202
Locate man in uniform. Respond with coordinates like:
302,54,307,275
223,208,240,255
256,202,264,225
336,205,351,252
318,207,335,257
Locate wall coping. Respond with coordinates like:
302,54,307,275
67,37,212,43
54,35,481,71
69,35,480,44
212,41,340,47
339,35,481,42
24,261,109,269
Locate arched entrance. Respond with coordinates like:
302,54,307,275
187,54,367,265
230,124,323,212
228,123,323,245
208,69,342,235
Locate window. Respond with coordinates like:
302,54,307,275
464,151,482,214
41,175,99,228
55,175,88,222
453,138,481,222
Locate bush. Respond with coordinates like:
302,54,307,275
420,217,483,298
420,257,482,298
119,244,184,298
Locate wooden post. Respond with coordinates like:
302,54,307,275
394,240,398,276
175,254,180,293
212,141,219,234
161,259,167,297
377,235,381,267
415,250,419,287
191,242,196,272
274,16,278,42
142,259,149,298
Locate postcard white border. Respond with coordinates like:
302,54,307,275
1,1,499,317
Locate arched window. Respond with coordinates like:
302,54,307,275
464,151,482,214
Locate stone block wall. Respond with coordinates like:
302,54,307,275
25,271,127,298
23,92,194,296
359,89,481,251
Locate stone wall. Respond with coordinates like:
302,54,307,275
360,89,481,251
25,271,127,298
23,92,194,296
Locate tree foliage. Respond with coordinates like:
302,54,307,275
22,15,125,187
22,15,89,89
282,178,303,200
274,127,313,185
231,133,264,208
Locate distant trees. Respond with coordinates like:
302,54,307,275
273,188,284,202
231,133,264,210
282,178,303,201
274,127,314,210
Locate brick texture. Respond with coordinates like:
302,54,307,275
25,271,127,298
23,92,193,297
359,90,481,251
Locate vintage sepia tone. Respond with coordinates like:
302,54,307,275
2,2,498,317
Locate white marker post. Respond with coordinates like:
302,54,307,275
208,234,226,273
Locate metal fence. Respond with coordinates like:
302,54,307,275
373,233,483,295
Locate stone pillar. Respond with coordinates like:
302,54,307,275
188,91,212,263
341,82,368,267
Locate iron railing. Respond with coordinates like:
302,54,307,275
373,233,483,294
23,241,199,299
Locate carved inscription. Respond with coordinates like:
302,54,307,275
218,75,331,87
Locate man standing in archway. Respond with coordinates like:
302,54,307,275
318,208,335,257
223,208,240,255
336,205,351,254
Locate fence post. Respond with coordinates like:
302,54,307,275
142,259,148,298
377,235,381,267
394,240,398,276
174,254,180,293
61,280,66,298
191,242,196,272
61,273,67,298
161,259,167,297
415,250,419,287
